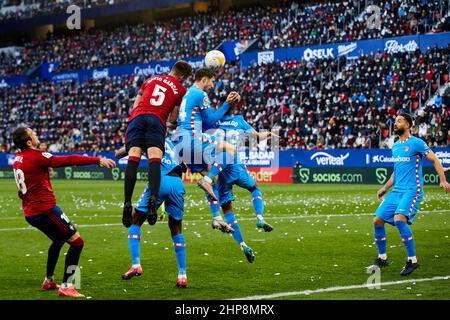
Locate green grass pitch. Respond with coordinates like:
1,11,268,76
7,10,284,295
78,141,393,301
0,180,449,300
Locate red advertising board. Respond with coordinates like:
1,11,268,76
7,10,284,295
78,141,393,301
182,167,292,184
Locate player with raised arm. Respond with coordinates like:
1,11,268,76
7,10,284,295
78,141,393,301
123,61,192,229
205,105,276,262
118,140,189,287
368,114,450,276
11,126,116,298
174,68,240,200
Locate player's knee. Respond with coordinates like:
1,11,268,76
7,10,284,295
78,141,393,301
133,209,147,226
168,216,182,236
148,147,163,159
373,217,384,226
128,147,142,158
68,234,84,247
394,214,407,222
221,201,233,213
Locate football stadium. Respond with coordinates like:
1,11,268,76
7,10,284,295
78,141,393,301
0,0,449,308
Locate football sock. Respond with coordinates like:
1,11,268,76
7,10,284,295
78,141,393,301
206,163,222,181
395,220,416,259
374,225,387,257
209,200,221,218
224,212,244,245
124,156,140,203
62,237,84,284
128,224,141,267
251,188,264,215
172,234,186,276
148,158,161,200
46,241,64,279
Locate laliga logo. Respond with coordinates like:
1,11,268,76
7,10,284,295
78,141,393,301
303,48,334,61
384,40,418,54
310,152,349,166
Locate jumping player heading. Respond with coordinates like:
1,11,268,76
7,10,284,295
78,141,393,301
123,61,192,228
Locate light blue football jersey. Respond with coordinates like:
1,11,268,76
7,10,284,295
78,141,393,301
392,135,431,193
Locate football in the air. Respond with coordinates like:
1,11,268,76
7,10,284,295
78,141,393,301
204,50,226,69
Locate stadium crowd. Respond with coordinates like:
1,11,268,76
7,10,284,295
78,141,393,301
214,45,450,150
0,44,448,153
0,0,125,21
1,0,448,76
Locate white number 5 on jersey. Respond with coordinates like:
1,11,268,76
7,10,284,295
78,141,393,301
150,84,168,106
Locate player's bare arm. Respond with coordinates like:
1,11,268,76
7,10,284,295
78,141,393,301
377,172,394,201
425,151,450,193
254,131,281,140
444,167,450,173
115,146,127,159
168,104,180,125
130,93,142,111
99,158,116,168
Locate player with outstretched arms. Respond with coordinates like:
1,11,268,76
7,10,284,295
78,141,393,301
173,68,240,200
123,61,192,229
368,114,450,276
11,126,116,298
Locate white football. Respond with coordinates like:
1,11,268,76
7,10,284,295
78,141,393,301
204,50,226,70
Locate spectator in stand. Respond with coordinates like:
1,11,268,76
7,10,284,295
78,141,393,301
1,0,448,76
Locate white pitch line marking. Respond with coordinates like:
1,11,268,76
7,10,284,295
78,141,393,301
0,210,449,232
230,275,450,300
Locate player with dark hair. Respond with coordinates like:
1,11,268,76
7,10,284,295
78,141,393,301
368,113,450,276
11,126,116,298
174,67,240,200
123,61,192,229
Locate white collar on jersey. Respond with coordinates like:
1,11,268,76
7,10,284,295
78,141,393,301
399,134,412,143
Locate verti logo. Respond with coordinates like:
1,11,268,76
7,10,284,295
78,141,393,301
376,168,388,184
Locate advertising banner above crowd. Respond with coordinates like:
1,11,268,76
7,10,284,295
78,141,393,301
40,56,206,84
240,32,450,68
